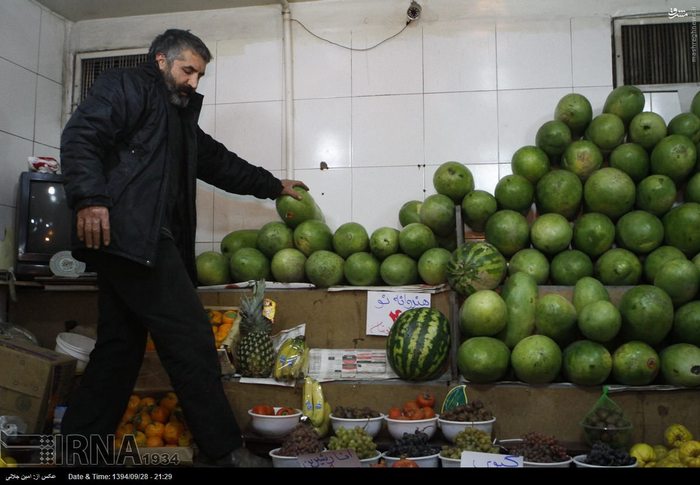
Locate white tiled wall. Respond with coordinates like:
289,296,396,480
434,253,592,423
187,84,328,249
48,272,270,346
0,0,66,270
2,0,683,258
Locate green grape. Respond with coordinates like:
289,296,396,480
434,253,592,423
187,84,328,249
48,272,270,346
328,426,377,459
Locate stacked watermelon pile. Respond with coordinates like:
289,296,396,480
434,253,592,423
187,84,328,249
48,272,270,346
450,86,700,388
195,163,471,289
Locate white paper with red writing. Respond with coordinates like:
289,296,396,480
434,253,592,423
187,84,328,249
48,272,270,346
365,291,432,336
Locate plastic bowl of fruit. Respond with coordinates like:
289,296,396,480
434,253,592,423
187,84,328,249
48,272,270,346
438,417,496,443
330,413,385,438
382,451,441,468
573,454,637,468
269,448,301,468
580,422,633,449
248,407,301,438
498,435,572,468
385,416,439,440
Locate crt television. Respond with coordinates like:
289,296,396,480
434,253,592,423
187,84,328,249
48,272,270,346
14,171,74,278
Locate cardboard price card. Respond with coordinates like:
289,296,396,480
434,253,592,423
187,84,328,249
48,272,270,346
365,291,432,336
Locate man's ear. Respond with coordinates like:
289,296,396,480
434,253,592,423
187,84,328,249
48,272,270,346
155,52,166,68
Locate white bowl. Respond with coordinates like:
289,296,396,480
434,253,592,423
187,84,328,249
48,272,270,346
359,451,382,467
524,457,572,468
248,407,301,438
573,454,637,468
269,448,300,468
498,438,573,467
330,413,385,438
439,454,461,468
385,416,439,440
382,451,440,468
438,417,496,442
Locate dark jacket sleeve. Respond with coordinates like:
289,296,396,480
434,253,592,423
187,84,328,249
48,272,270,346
60,70,146,210
195,127,283,200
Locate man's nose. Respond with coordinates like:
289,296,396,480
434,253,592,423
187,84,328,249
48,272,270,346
187,75,199,90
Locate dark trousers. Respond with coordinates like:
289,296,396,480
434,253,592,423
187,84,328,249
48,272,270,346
60,239,242,458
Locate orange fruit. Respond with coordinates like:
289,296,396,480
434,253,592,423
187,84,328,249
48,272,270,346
222,310,238,326
133,411,152,432
207,309,223,326
145,422,165,439
164,422,184,445
150,405,170,424
134,431,147,447
127,394,141,412
145,436,164,448
140,396,156,410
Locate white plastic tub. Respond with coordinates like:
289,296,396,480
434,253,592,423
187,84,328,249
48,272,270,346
55,332,95,374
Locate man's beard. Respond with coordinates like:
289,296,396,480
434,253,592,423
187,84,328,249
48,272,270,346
163,66,193,108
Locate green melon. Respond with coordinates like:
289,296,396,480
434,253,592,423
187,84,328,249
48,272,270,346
386,307,451,381
275,187,324,228
446,242,507,297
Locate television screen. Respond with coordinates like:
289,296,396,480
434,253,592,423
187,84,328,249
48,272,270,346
15,171,74,277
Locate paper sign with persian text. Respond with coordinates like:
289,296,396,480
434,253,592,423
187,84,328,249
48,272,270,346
366,291,431,336
460,451,523,468
298,449,362,468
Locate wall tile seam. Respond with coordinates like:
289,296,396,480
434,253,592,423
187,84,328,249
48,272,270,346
0,129,56,148
0,55,62,85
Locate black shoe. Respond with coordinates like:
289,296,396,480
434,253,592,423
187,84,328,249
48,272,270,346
196,447,272,468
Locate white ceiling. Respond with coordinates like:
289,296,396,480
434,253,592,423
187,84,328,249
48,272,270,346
34,0,310,21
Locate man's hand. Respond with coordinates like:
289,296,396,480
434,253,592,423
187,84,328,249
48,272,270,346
76,206,111,249
280,179,309,200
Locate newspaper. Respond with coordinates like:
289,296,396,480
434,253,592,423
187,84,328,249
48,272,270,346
306,348,399,382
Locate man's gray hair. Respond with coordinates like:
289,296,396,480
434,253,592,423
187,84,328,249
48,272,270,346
148,29,212,63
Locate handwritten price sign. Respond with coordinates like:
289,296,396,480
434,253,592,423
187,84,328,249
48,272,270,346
365,291,432,336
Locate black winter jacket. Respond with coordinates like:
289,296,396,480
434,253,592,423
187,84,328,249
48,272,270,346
61,61,283,280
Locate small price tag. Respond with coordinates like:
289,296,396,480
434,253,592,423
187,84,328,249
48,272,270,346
297,449,363,468
460,451,523,468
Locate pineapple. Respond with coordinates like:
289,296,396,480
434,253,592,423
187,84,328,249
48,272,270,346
235,280,275,377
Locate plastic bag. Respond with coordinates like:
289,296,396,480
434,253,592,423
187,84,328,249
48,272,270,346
0,415,27,436
582,387,630,428
0,322,38,346
581,386,633,448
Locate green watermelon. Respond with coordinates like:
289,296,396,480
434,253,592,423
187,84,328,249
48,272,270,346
446,242,507,296
386,307,451,381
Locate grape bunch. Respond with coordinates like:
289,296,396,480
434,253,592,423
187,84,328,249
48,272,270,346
332,406,381,419
386,430,440,458
585,442,636,466
506,432,569,463
440,400,493,421
278,423,324,457
441,428,498,458
328,426,378,459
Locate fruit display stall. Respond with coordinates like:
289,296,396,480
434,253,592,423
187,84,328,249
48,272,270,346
5,84,700,467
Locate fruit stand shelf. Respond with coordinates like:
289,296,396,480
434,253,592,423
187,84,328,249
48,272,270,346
7,286,699,449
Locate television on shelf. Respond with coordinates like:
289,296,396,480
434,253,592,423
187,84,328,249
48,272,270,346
14,171,74,279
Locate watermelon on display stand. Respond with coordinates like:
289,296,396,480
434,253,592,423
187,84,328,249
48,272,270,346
446,241,507,297
386,307,451,381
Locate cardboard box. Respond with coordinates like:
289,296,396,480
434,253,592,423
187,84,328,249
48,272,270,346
0,337,76,433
